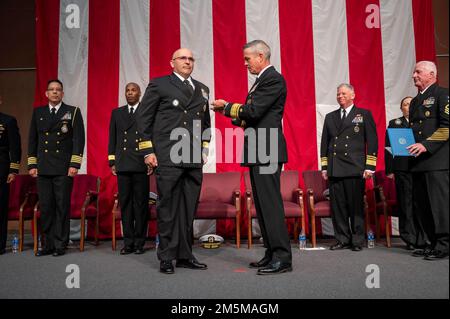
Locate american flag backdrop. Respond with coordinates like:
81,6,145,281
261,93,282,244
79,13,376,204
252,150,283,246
34,0,436,239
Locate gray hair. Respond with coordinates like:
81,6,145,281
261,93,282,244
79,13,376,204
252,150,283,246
243,40,271,60
337,83,355,93
416,61,437,77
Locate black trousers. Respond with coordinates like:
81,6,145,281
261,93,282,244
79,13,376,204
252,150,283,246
249,164,292,264
329,176,365,246
117,172,149,249
0,174,8,250
155,166,202,261
37,175,73,250
394,171,425,246
412,170,449,253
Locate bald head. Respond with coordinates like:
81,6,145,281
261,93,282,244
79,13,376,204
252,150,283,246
170,48,195,79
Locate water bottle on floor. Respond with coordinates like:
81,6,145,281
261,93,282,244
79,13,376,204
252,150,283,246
367,230,375,249
12,235,19,253
299,232,307,251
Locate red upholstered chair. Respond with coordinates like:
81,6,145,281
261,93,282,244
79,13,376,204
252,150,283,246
111,174,157,250
33,174,100,253
244,170,306,249
195,172,241,248
7,175,38,252
302,170,331,248
371,171,398,247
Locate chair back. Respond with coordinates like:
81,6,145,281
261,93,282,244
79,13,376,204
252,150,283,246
302,170,328,203
8,175,37,215
199,172,241,204
70,174,100,216
280,170,299,202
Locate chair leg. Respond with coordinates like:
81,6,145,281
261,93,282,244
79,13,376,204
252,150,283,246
112,214,116,251
375,214,380,242
236,214,241,249
95,213,99,246
80,215,85,252
293,219,299,244
19,214,24,252
247,198,252,249
311,216,316,248
33,215,38,254
385,212,391,248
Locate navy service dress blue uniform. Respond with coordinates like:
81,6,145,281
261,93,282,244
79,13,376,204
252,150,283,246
223,66,292,267
28,103,85,252
0,112,21,253
385,116,422,247
108,103,149,252
137,73,211,263
409,83,449,257
321,106,378,247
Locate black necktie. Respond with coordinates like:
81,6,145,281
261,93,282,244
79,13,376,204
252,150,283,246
129,107,134,116
184,79,194,96
341,109,347,122
50,107,56,119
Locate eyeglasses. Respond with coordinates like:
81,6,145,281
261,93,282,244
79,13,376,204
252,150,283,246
173,56,195,62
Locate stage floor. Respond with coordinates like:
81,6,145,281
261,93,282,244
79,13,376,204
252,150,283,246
0,237,448,299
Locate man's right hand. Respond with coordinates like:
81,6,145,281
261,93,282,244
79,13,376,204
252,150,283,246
29,168,38,178
111,165,117,176
322,171,328,180
145,153,158,170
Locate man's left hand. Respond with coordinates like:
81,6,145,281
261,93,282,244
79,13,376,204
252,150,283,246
407,143,427,157
68,167,78,177
7,173,16,184
363,170,373,179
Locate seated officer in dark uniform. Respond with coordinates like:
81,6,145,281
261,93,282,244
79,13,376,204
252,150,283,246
109,83,149,255
407,61,449,261
137,48,211,274
385,96,424,250
28,79,85,257
0,95,21,255
320,83,378,252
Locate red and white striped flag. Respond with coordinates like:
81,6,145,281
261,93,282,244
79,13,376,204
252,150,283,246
34,0,436,238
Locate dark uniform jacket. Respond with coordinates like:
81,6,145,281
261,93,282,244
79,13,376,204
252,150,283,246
409,83,449,172
321,105,378,177
224,66,288,166
0,112,21,177
385,116,409,174
28,103,85,175
137,73,211,168
108,104,147,172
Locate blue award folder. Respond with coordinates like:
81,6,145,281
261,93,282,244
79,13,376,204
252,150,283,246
387,128,415,156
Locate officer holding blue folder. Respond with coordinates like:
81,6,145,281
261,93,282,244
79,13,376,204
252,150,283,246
407,61,449,261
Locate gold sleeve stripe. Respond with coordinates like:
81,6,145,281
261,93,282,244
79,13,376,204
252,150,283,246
202,142,209,148
366,159,377,166
139,141,153,150
321,157,328,166
444,104,448,115
71,155,83,163
230,103,242,119
108,155,116,161
28,157,37,165
10,163,20,169
427,128,449,141
367,155,378,160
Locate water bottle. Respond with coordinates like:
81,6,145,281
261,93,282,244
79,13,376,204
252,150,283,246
155,233,160,249
298,233,307,250
367,230,375,249
12,235,19,253
38,235,42,250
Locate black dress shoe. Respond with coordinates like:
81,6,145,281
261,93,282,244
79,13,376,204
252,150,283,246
35,248,54,257
424,250,449,261
257,261,292,275
330,242,352,250
411,247,432,257
405,243,415,251
52,249,65,257
351,245,363,251
176,259,207,270
249,256,272,269
134,247,145,255
120,247,135,255
0,248,5,255
160,260,174,274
